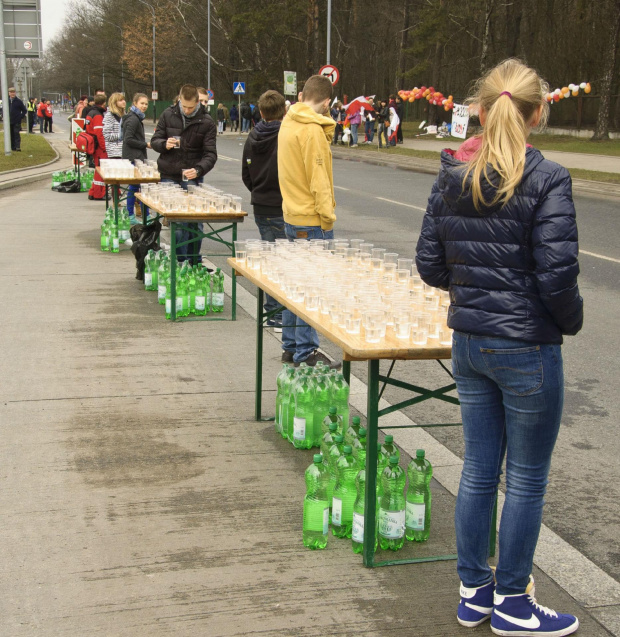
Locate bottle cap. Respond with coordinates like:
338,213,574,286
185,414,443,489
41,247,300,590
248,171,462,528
329,422,338,432
334,434,344,443
352,416,361,425
359,428,367,436
389,455,399,465
329,406,337,414
416,449,425,459
343,445,352,454
385,435,394,443
313,454,323,464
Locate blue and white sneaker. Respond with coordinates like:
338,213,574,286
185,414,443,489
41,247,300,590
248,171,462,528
458,580,495,627
491,592,579,636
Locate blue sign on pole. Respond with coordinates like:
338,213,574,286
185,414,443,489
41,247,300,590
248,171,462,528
206,89,214,100
233,82,246,95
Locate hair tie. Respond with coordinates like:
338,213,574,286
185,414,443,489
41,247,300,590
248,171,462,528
500,91,512,99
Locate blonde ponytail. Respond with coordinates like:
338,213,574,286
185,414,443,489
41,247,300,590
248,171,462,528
463,59,549,211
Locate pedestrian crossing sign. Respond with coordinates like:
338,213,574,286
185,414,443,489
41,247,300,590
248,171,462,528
233,82,246,95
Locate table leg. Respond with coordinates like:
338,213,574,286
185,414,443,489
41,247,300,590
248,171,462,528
342,360,351,385
171,223,177,321
255,288,264,421
363,359,380,567
112,185,119,230
232,224,237,321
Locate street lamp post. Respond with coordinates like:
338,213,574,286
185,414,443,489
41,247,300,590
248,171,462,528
207,0,211,92
326,0,332,65
138,0,157,123
0,0,11,155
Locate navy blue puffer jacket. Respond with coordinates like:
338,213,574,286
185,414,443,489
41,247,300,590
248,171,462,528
415,147,583,344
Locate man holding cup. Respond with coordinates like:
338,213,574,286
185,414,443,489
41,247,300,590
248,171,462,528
151,84,217,264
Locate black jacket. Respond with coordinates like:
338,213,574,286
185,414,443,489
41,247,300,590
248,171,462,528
150,103,217,180
122,110,148,163
9,96,27,125
240,102,252,120
241,120,283,211
416,146,583,344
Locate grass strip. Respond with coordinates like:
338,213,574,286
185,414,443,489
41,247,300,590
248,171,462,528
0,129,57,173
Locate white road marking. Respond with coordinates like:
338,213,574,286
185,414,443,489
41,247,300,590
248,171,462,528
334,186,350,191
218,155,241,162
581,250,620,264
376,196,426,212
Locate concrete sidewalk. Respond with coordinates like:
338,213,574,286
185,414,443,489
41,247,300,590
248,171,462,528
0,175,614,635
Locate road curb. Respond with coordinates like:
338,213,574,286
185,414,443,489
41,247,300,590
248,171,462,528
332,148,620,199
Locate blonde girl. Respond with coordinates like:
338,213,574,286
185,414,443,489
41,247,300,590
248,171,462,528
102,92,126,159
416,59,582,636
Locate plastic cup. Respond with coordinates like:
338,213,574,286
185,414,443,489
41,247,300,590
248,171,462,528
412,328,428,346
371,248,386,260
398,258,413,272
395,320,411,339
365,326,381,343
384,252,399,265
345,317,361,334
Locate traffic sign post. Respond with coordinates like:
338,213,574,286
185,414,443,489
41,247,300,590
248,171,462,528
319,64,340,86
233,82,246,95
151,91,158,100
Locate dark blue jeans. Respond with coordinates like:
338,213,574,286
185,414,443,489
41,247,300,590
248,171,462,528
254,215,286,319
282,223,334,363
162,177,204,264
452,332,564,595
364,119,374,142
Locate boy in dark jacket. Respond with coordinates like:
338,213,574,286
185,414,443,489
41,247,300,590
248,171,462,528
241,89,286,329
151,84,217,263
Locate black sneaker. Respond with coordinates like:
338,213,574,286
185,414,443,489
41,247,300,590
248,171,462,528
295,350,341,369
266,318,282,333
281,350,294,363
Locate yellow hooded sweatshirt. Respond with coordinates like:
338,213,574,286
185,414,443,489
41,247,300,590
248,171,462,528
277,102,336,231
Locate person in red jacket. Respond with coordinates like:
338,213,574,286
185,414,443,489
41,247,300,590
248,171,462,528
85,94,108,200
37,99,46,133
44,100,54,133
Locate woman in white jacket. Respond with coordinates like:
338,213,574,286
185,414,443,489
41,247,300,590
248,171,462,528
102,93,126,158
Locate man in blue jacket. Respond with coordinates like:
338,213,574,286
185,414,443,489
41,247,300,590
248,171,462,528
8,88,27,152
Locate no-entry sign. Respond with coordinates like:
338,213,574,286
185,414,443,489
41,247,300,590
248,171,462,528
319,65,340,86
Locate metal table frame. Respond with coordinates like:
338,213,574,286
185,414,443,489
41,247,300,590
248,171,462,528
139,194,247,321
231,259,497,568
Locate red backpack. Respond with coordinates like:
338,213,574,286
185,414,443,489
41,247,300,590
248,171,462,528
76,130,97,155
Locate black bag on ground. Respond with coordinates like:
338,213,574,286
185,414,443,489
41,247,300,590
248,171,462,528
53,179,81,193
130,220,162,281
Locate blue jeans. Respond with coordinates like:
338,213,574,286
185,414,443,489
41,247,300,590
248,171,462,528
242,118,251,133
282,223,334,363
162,177,204,264
364,120,374,142
254,215,286,319
126,184,140,216
350,123,358,146
452,332,564,595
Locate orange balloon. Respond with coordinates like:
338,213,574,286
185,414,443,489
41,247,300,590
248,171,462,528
444,105,450,111
561,86,569,95
572,90,579,97
408,96,415,102
584,83,591,94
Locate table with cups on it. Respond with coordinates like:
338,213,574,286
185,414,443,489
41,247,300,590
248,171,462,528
97,159,161,234
136,183,247,321
228,238,495,568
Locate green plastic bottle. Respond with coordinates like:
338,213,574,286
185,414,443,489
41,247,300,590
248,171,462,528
331,445,358,539
158,256,169,305
165,275,172,320
322,406,343,437
352,468,377,554
312,373,331,447
326,433,345,519
211,268,224,313
293,368,316,449
320,422,339,461
378,456,406,551
188,267,197,314
110,221,119,253
286,365,306,443
378,435,400,496
144,250,157,290
194,270,207,316
100,221,110,251
329,371,350,431
278,365,296,440
303,454,329,550
352,426,367,470
344,415,362,447
275,364,292,435
406,449,432,542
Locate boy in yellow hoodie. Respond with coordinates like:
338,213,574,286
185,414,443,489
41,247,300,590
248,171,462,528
277,75,340,369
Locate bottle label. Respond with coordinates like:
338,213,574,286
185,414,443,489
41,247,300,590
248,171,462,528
144,273,152,287
176,297,183,312
165,299,171,313
352,512,364,542
112,237,119,250
293,417,306,440
158,285,166,300
406,501,425,530
323,507,329,534
103,235,109,247
332,497,342,525
212,292,224,308
379,508,405,539
195,296,205,311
